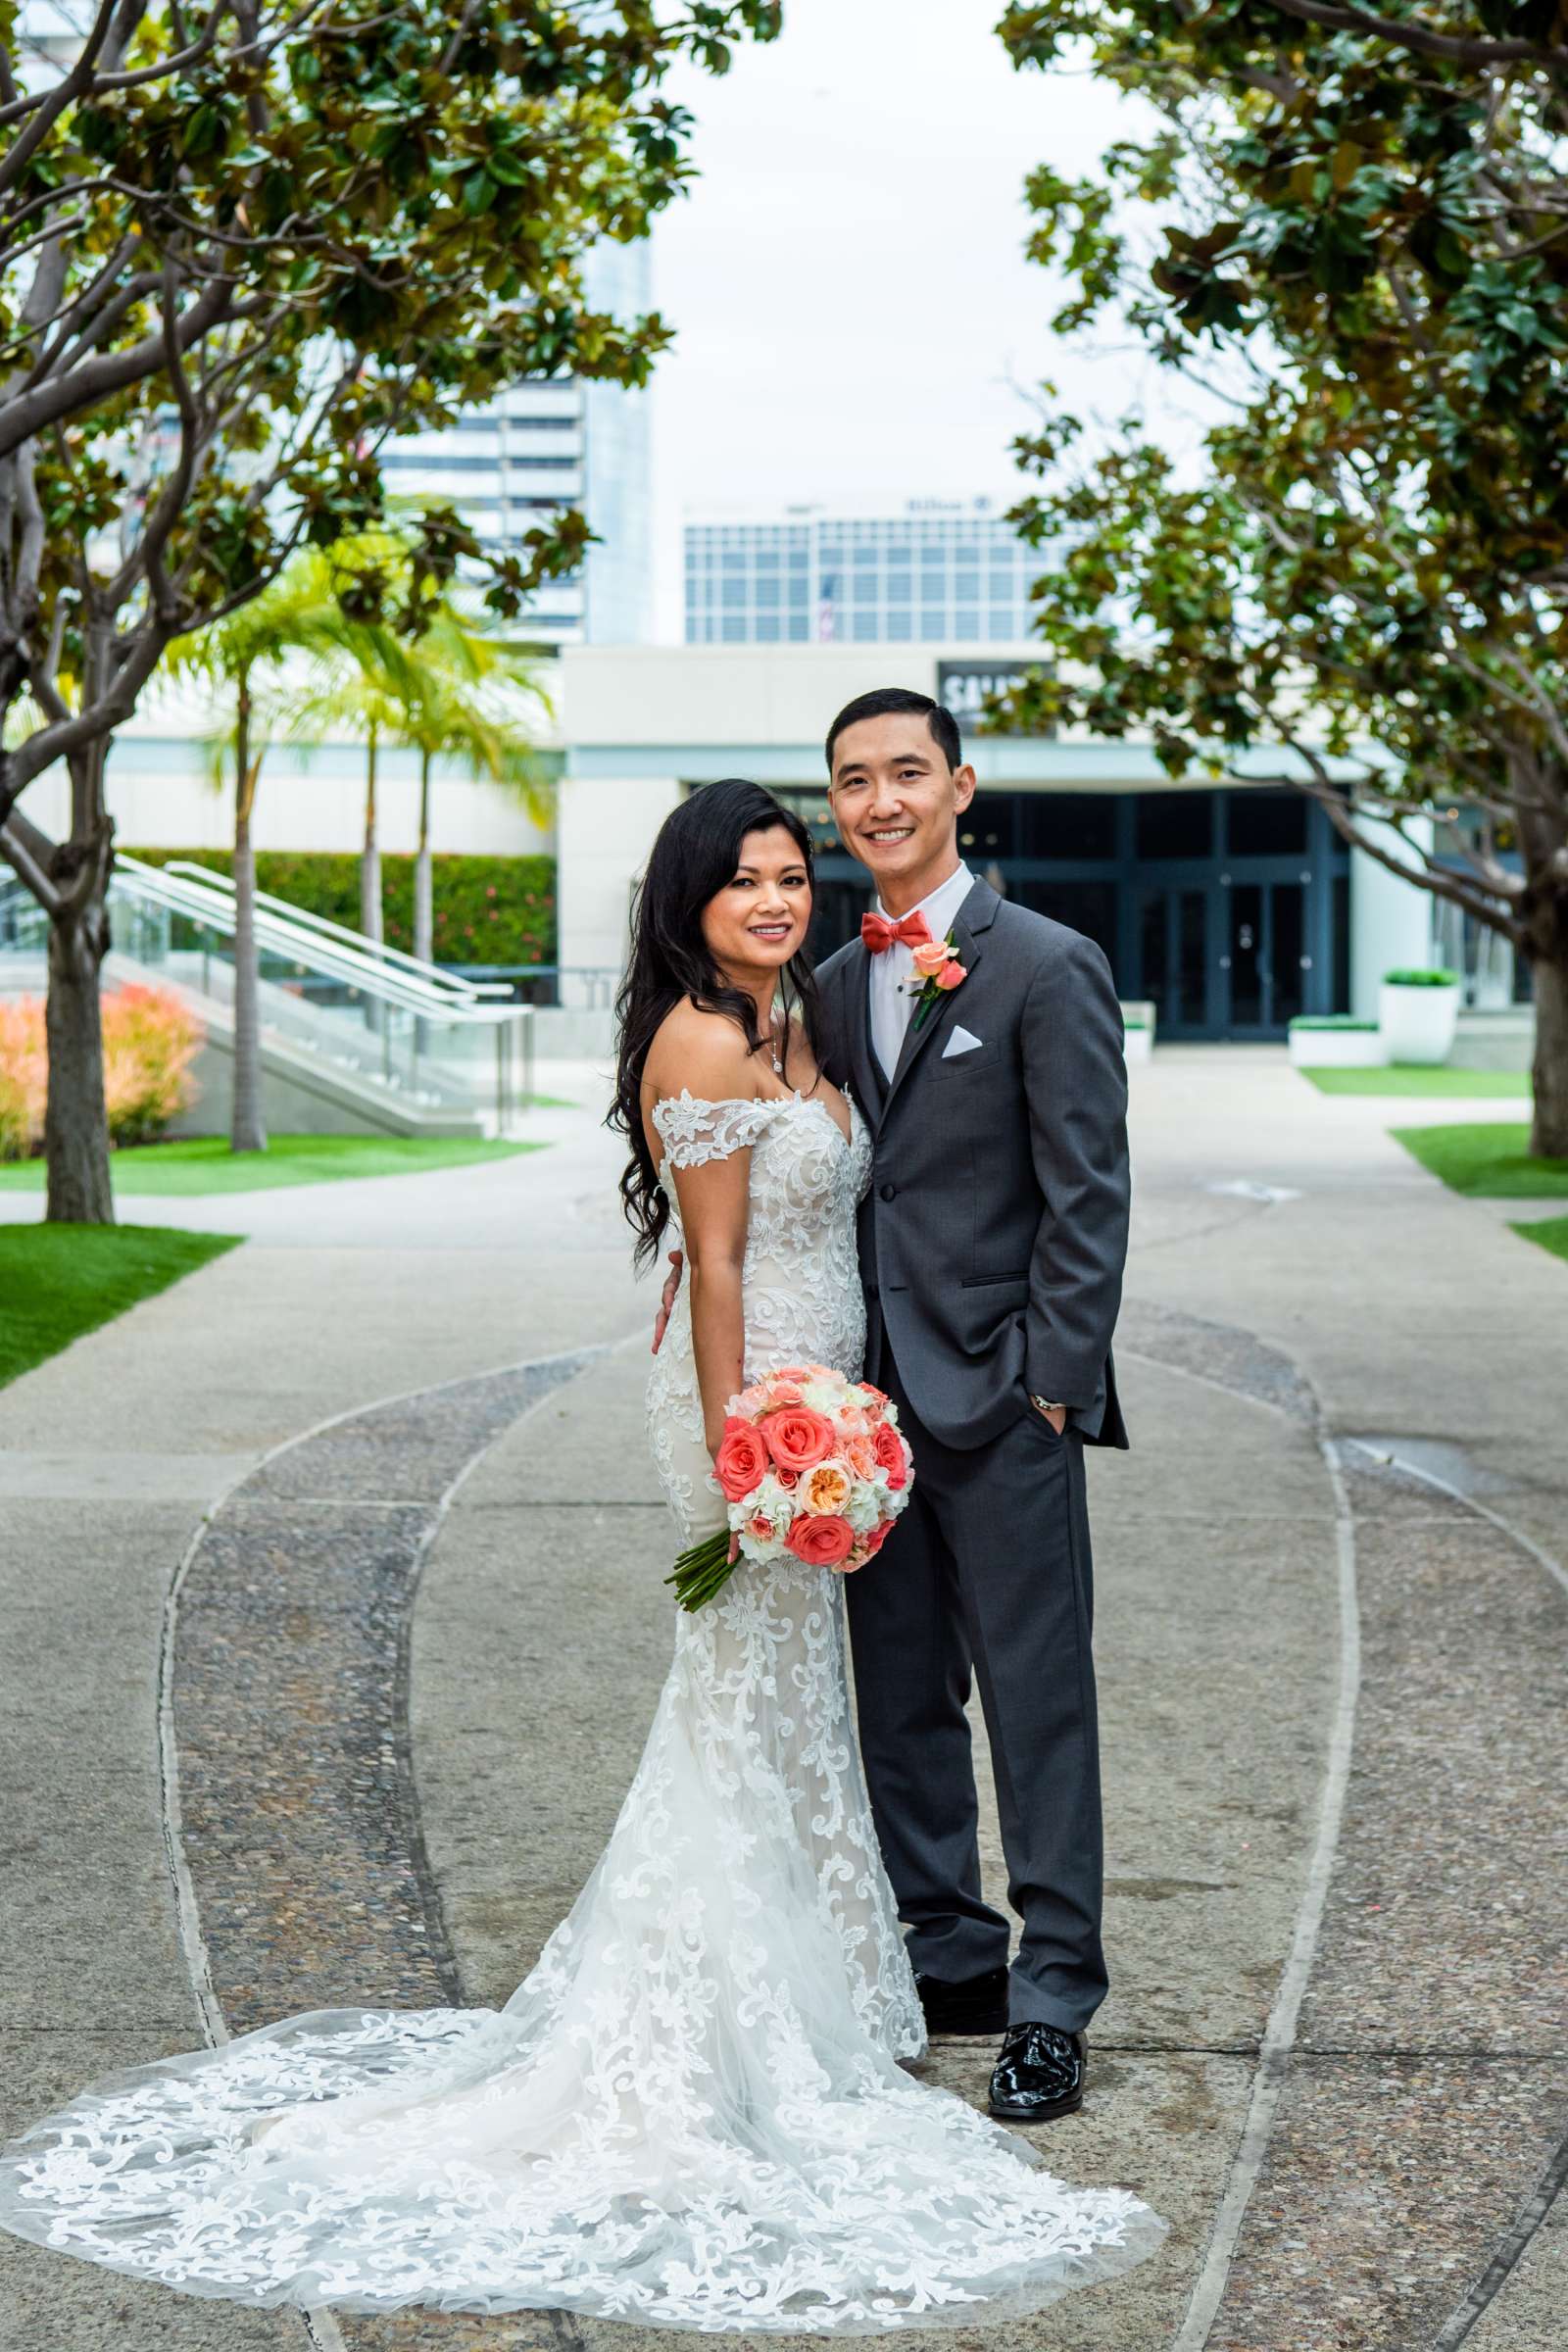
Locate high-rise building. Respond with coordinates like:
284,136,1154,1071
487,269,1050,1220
683,499,1040,647
381,243,653,646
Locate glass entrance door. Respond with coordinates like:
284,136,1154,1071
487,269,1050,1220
1224,880,1308,1033
1139,885,1210,1035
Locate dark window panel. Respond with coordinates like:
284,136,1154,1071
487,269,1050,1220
1228,790,1307,857
1137,791,1213,860
1017,794,1117,859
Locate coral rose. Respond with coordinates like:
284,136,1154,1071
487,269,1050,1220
934,959,966,992
762,1406,836,1475
872,1421,910,1491
786,1514,856,1569
864,1519,893,1555
803,1461,852,1514
713,1417,769,1502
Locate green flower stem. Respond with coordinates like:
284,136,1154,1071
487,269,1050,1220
665,1528,736,1612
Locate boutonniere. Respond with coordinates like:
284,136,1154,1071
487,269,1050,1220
906,934,968,1031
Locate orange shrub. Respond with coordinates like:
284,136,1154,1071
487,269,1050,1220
0,985,202,1159
101,985,203,1146
0,997,48,1160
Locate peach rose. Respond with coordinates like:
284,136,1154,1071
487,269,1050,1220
934,959,967,992
803,1461,852,1514
762,1381,806,1408
713,1417,769,1502
845,1434,879,1481
774,1465,800,1491
762,1406,836,1475
872,1420,910,1491
909,937,952,977
786,1514,856,1569
748,1511,776,1544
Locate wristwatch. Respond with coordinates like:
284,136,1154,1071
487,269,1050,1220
1030,1395,1068,1417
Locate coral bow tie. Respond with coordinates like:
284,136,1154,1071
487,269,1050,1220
860,910,933,956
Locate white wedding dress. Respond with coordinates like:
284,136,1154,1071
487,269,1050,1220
0,1091,1162,2331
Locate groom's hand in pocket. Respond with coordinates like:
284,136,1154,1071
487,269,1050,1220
652,1250,685,1353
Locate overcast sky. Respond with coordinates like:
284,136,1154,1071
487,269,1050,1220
648,0,1200,636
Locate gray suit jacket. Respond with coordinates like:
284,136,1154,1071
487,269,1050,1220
817,878,1130,1450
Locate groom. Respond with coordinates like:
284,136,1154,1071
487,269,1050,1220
816,687,1129,2123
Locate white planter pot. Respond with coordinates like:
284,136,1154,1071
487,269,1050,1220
1289,1022,1386,1069
1123,1027,1152,1064
1379,982,1461,1066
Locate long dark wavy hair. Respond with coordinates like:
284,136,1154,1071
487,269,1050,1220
611,780,823,1268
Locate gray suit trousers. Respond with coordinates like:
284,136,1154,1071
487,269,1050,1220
846,1341,1108,2034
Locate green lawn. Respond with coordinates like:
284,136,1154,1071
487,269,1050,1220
1513,1214,1568,1267
1393,1122,1568,1199
1301,1066,1531,1097
0,1132,544,1197
0,1224,241,1388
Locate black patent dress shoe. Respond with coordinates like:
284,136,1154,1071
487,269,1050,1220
914,1964,1009,2036
988,2023,1088,2121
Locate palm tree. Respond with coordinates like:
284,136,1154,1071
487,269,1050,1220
167,560,342,1151
399,618,548,968
286,576,549,972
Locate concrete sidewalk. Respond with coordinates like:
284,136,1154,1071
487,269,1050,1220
1,1048,1563,2351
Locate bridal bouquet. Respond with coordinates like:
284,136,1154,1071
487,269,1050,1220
668,1365,913,1611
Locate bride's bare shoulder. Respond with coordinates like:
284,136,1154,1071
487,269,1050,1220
643,1002,759,1109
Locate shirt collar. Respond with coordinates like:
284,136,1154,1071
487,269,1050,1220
875,860,973,938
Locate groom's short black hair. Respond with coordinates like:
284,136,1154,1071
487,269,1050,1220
825,688,962,777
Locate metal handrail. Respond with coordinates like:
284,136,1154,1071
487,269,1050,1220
159,860,514,1003
110,855,521,1026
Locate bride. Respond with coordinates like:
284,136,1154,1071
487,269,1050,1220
0,780,1161,2331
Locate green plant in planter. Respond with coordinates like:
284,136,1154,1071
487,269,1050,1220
1384,969,1460,989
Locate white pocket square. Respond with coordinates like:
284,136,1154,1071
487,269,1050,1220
942,1025,983,1060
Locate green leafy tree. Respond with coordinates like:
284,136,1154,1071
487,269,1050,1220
168,557,345,1151
996,3,1568,1152
0,0,780,1221
284,545,548,968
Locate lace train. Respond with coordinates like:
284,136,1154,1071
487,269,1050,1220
0,1094,1163,2328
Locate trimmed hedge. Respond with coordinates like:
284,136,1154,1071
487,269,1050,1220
127,848,557,967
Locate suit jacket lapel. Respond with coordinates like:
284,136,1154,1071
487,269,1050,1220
882,877,999,1116
840,940,887,1132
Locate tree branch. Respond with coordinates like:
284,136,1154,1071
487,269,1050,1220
0,273,236,465
1260,0,1568,71
0,805,63,915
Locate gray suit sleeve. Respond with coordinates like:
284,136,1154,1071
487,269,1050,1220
1018,934,1130,1407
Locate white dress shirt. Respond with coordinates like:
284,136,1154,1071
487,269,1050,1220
866,861,974,1080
